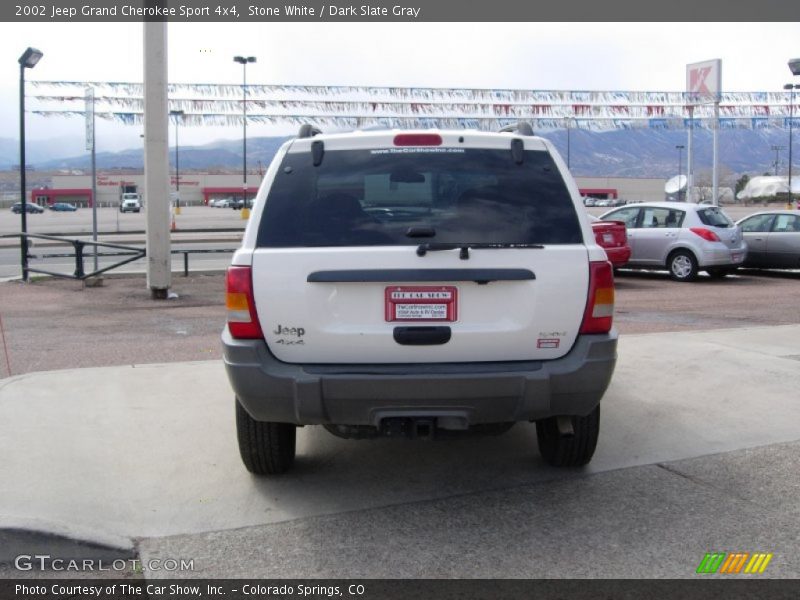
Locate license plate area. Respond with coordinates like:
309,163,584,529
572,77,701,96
385,286,458,322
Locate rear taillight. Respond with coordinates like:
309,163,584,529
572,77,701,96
393,133,442,146
226,266,263,339
689,227,720,242
580,261,615,334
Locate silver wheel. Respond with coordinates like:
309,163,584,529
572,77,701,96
669,251,698,282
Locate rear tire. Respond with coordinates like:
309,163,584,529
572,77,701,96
536,405,600,467
668,250,698,282
236,398,296,475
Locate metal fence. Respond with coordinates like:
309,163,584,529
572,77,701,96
2,232,234,280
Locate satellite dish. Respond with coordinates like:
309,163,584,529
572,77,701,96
665,175,688,194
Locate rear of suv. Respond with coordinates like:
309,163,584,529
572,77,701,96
223,123,618,474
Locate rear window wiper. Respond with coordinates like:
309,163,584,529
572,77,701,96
416,242,544,259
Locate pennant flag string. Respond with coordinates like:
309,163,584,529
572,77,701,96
26,81,797,132
31,110,796,132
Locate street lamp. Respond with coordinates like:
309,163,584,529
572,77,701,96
18,47,43,282
675,144,685,201
170,109,184,214
233,55,256,216
784,83,800,205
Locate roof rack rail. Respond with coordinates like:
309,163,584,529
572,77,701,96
297,124,323,138
499,121,534,136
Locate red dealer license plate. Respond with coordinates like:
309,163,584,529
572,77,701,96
385,286,458,322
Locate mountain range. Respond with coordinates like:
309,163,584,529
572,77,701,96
0,128,793,181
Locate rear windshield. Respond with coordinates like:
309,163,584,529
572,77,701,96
256,147,581,247
697,207,733,228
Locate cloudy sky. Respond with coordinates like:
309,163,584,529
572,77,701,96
1,21,798,149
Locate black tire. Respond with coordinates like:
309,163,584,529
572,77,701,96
668,250,698,282
536,405,600,467
235,398,296,475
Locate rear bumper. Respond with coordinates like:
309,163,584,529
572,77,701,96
222,329,618,427
697,244,747,267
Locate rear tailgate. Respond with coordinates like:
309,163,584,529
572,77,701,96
252,246,588,363
696,207,743,249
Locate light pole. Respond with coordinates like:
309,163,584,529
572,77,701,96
785,83,800,205
233,55,256,217
18,47,43,282
787,57,800,205
676,144,685,201
566,118,571,169
771,145,785,176
170,109,184,214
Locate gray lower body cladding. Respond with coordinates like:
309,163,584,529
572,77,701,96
222,330,617,427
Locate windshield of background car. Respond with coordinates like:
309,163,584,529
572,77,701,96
697,207,733,228
256,148,582,247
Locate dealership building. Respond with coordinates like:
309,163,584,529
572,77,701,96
30,173,260,208
29,173,667,207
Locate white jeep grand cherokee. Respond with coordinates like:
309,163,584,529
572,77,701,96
223,122,617,474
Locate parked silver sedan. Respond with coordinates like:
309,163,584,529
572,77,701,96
736,210,800,270
600,202,747,281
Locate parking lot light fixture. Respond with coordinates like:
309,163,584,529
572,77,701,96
233,55,256,218
18,46,43,282
676,145,685,201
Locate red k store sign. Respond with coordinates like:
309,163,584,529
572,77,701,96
687,59,721,104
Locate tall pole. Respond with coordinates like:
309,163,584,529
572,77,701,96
90,89,98,273
234,56,256,215
170,109,184,214
19,62,28,281
686,105,694,203
676,144,684,201
712,101,720,206
242,61,247,205
771,145,785,176
144,22,171,299
17,47,43,282
566,118,571,169
788,85,795,203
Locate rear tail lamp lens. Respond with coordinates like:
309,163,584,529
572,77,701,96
226,266,263,339
690,227,721,242
393,133,442,147
580,261,615,334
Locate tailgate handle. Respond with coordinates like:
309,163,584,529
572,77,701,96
393,326,451,346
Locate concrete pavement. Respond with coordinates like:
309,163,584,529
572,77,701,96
1,325,800,577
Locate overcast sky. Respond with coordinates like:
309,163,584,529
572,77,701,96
1,22,799,149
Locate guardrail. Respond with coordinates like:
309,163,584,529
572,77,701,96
2,233,235,280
